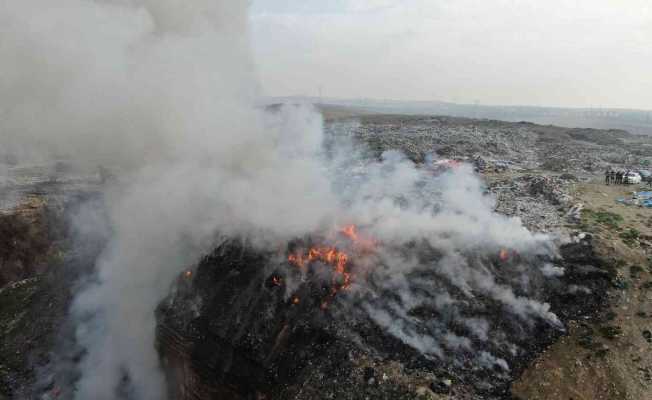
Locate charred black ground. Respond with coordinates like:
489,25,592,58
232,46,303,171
156,230,613,400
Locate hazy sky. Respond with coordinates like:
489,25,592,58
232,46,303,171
250,0,652,109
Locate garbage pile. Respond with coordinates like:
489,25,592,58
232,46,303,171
346,116,540,168
525,175,573,206
473,155,512,173
333,116,652,174
156,231,611,400
489,175,573,232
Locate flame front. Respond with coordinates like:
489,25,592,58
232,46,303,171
285,225,378,307
288,246,352,290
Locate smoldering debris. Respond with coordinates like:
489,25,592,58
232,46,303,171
156,220,611,399
153,149,609,399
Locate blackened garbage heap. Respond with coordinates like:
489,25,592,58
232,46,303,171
156,230,612,400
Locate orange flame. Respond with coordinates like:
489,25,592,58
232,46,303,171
184,270,193,279
288,246,352,290
285,225,375,305
340,224,376,251
499,249,509,262
340,225,359,241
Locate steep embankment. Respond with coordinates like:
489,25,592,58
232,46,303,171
0,190,105,399
0,198,67,398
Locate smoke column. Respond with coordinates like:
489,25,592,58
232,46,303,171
2,1,338,398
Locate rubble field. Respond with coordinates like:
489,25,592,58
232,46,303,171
331,113,652,173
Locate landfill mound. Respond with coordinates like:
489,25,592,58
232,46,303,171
156,228,612,399
338,115,652,172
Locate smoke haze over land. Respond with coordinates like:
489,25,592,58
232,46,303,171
1,1,566,399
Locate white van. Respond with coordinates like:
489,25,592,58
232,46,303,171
624,171,642,184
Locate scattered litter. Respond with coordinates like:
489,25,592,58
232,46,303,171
616,191,652,207
567,203,584,224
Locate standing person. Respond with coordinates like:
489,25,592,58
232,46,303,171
616,170,622,185
605,169,610,185
610,170,616,184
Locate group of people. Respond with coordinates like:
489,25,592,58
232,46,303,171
605,169,631,185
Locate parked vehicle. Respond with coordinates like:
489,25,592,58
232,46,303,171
624,171,642,184
638,170,651,182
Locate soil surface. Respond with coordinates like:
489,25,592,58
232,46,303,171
512,179,652,400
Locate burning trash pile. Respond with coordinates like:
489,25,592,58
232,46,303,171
0,2,635,400
156,166,612,400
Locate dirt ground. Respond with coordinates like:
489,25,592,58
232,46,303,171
512,178,652,400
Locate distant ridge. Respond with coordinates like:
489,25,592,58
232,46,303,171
265,96,652,136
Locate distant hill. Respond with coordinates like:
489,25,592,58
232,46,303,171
265,96,652,136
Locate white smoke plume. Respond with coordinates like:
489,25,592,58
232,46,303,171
0,1,562,398
2,1,338,398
